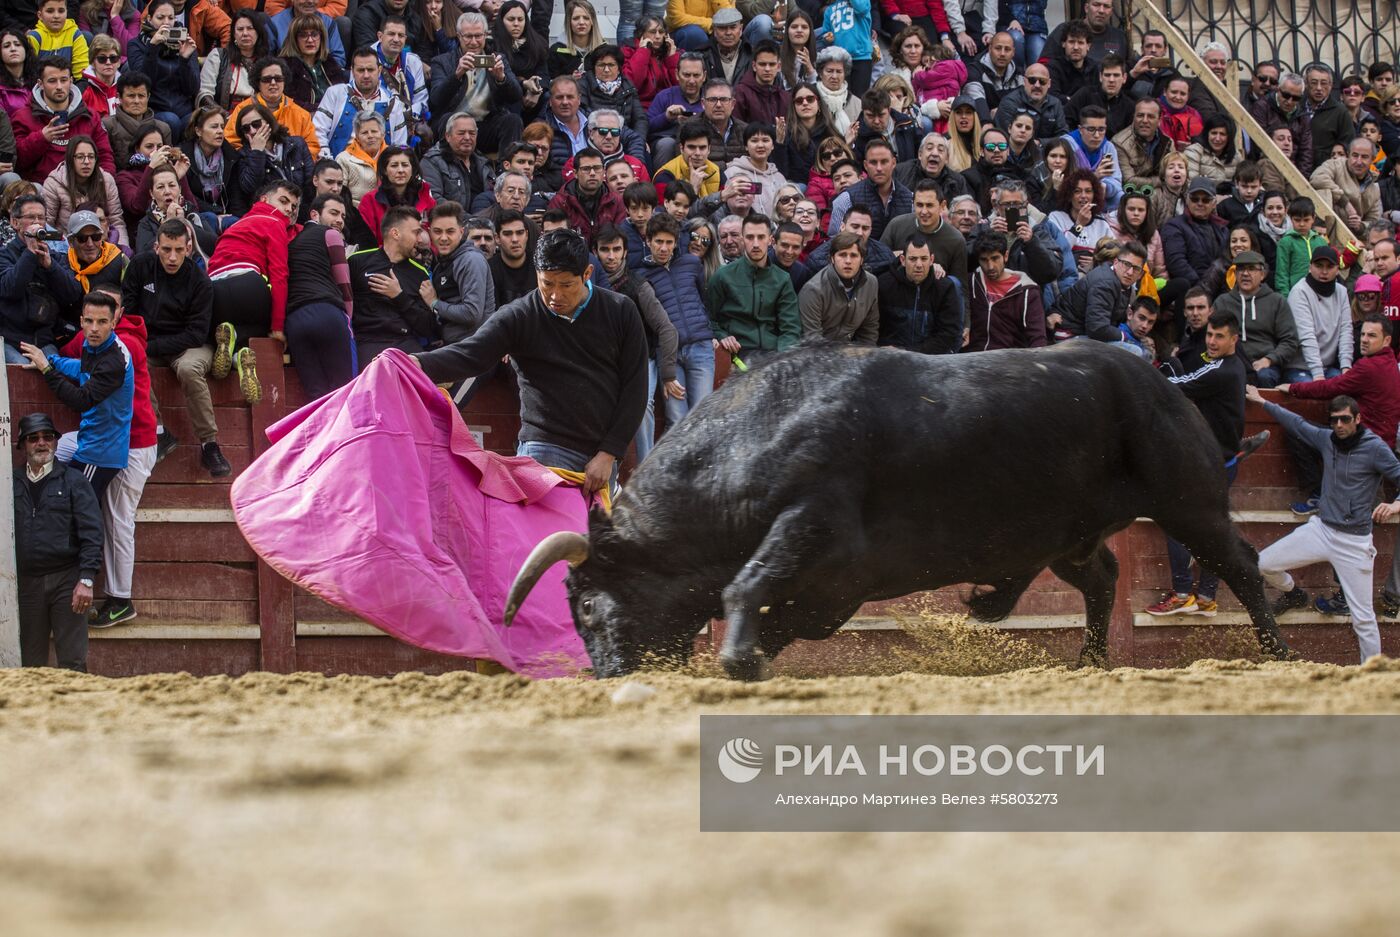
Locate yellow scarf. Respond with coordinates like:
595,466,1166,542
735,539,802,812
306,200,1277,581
343,138,380,168
68,240,122,292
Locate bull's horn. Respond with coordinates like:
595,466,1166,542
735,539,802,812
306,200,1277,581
503,531,590,626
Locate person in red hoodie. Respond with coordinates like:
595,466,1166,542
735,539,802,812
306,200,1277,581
58,281,158,629
1277,314,1400,452
621,16,679,111
966,230,1047,350
1371,237,1400,339
205,178,301,404
12,56,116,182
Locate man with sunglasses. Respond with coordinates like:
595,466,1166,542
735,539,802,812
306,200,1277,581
1160,176,1228,316
12,413,104,671
562,110,650,186
1245,62,1280,113
1249,71,1314,175
992,63,1067,144
1247,383,1400,662
63,210,127,293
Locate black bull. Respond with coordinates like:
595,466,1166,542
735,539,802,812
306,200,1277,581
505,342,1291,679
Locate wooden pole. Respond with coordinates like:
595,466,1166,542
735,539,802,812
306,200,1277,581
1134,0,1358,247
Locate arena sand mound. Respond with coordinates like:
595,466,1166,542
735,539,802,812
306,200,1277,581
4,660,1400,936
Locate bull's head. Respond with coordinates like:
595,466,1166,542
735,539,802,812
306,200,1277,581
504,517,700,677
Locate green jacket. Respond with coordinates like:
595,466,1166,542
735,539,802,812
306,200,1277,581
706,254,802,356
1274,228,1328,295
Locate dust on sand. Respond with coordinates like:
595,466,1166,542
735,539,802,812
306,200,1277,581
4,653,1400,936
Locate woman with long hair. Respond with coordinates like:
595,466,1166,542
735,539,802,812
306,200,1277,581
776,81,837,184
1032,136,1074,213
77,0,140,55
1351,273,1383,356
888,25,930,87
946,98,982,172
279,14,346,111
42,135,128,247
180,104,240,222
1006,109,1041,174
1048,168,1112,275
1200,223,1264,298
548,0,604,79
1183,113,1240,185
412,0,453,62
115,122,183,230
359,145,435,245
814,46,860,139
622,15,679,111
684,216,720,282
335,110,387,205
0,27,39,119
780,11,817,89
230,101,313,215
1150,150,1190,228
1110,185,1165,277
198,9,269,112
493,0,548,81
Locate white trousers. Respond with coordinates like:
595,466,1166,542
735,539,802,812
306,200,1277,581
1258,515,1381,662
102,445,156,599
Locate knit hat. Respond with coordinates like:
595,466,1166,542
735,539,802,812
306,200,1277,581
1356,273,1384,293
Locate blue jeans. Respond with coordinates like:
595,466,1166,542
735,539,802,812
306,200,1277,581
1010,28,1047,69
154,110,188,138
1255,366,1312,389
633,357,659,463
672,25,711,51
743,14,774,46
664,340,715,427
517,440,620,492
5,342,57,364
1166,463,1239,600
617,0,667,45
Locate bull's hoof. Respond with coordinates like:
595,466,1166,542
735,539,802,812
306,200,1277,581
720,651,770,682
1262,639,1296,661
1073,648,1108,670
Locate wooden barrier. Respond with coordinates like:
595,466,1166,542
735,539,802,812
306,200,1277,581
7,348,1393,676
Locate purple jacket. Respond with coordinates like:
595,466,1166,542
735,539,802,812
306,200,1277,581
646,85,703,139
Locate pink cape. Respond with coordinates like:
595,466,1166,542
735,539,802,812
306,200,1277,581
230,349,591,677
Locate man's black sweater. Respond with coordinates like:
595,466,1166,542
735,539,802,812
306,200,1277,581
490,254,536,307
416,286,648,459
1162,350,1247,458
348,249,436,344
122,252,213,359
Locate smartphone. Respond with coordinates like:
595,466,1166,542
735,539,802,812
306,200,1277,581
1005,206,1021,230
747,181,763,194
474,54,495,68
1150,56,1172,69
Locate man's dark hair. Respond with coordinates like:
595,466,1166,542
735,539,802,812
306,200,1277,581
1363,313,1394,336
541,208,570,226
535,227,590,275
1184,285,1212,304
752,39,781,60
1119,239,1148,262
828,230,866,259
1142,28,1167,45
251,56,286,85
311,192,346,216
646,212,681,239
350,45,380,66
116,71,152,93
743,121,776,144
379,204,420,237
972,230,1008,260
574,146,604,167
1330,394,1360,416
379,13,408,31
701,77,731,98
9,194,44,220
429,200,467,224
496,208,528,231
313,158,341,179
741,211,773,232
664,179,697,203
82,290,118,316
36,53,68,76
594,222,626,248
1206,310,1240,334
776,221,804,239
1079,104,1108,122
256,179,300,202
1369,61,1394,82
1064,20,1092,43
1288,196,1316,217
830,157,860,178
677,119,710,145
623,181,657,207
157,218,189,241
913,178,945,201
1131,296,1160,316
861,88,891,113
501,141,539,163
863,138,896,161
1099,53,1125,73
844,202,874,225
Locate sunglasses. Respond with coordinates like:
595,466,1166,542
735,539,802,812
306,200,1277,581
94,54,120,63
71,231,104,244
1123,182,1154,196
1278,89,1300,101
1257,76,1278,85
260,74,285,84
591,126,621,136
1025,76,1049,85
777,194,799,204
241,118,266,132
982,141,1009,151
1189,193,1216,202
1329,414,1356,424
691,236,711,247
794,95,817,104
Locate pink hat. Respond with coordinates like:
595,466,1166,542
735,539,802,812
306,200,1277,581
1356,274,1384,293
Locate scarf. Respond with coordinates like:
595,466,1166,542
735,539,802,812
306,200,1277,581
343,137,380,168
595,76,623,97
606,262,629,292
1259,215,1291,240
1307,272,1338,297
1333,424,1366,451
1068,129,1103,168
817,81,851,136
192,144,224,205
67,241,122,292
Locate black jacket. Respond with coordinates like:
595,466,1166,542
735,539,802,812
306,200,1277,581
1160,350,1247,457
13,464,104,579
876,265,962,354
0,238,84,349
349,248,436,343
122,251,214,359
420,140,496,210
1052,262,1133,343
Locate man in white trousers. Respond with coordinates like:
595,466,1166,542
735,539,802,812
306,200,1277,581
1246,386,1400,661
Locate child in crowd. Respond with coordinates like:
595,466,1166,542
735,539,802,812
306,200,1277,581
28,0,90,79
1274,196,1329,294
621,180,656,268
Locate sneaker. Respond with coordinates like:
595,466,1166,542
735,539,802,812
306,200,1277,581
155,430,177,463
235,347,261,405
1189,596,1218,617
1233,430,1270,463
212,322,236,379
89,598,137,629
1381,593,1400,619
1291,496,1320,516
1146,592,1197,616
1272,586,1310,617
201,441,232,478
1314,590,1351,616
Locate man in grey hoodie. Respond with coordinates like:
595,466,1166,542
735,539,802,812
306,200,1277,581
1211,250,1307,387
1287,246,1353,381
1247,386,1400,661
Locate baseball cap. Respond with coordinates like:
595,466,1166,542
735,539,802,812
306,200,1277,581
1186,176,1217,196
1233,250,1266,267
67,210,103,236
1310,245,1340,265
711,7,742,26
1356,273,1384,293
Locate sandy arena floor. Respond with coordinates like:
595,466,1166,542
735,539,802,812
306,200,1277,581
3,652,1400,936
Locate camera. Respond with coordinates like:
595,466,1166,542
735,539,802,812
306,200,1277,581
34,229,66,241
166,25,187,45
